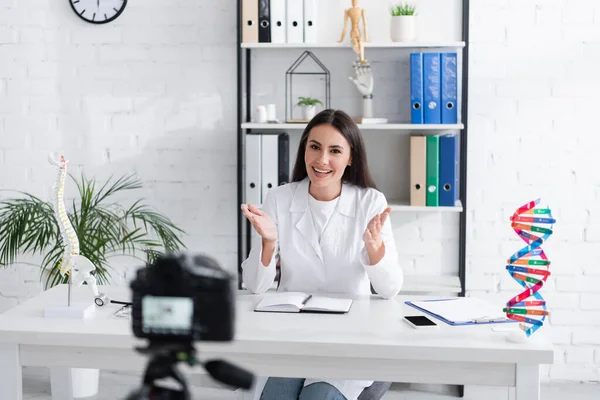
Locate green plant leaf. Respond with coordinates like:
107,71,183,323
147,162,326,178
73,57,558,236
0,193,58,266
390,3,416,16
296,96,323,107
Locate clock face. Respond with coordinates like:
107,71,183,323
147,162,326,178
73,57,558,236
70,0,127,24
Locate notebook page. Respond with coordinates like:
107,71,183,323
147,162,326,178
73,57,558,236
303,296,352,313
255,292,308,311
410,297,505,323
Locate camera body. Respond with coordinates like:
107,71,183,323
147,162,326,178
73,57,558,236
130,253,235,343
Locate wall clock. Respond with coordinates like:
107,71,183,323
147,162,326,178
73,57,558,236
69,0,127,24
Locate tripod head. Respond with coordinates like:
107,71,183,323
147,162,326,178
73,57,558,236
125,341,254,400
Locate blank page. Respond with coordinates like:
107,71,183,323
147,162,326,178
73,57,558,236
255,292,308,312
303,296,353,313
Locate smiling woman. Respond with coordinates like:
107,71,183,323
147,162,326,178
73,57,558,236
240,109,402,400
69,0,128,24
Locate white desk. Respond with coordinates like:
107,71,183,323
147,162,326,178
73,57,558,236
0,284,554,400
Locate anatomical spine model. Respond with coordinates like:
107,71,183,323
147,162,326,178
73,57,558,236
49,153,108,307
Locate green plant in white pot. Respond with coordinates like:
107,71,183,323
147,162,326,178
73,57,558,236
297,96,323,121
390,3,417,42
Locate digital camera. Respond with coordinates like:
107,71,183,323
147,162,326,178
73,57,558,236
125,253,254,400
130,253,235,343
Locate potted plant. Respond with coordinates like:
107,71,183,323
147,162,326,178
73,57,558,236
0,172,186,288
296,96,323,121
390,3,417,42
0,171,186,398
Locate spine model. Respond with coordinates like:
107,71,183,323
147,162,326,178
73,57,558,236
49,154,79,276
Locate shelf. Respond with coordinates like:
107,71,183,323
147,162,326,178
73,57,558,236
388,200,463,213
243,274,462,295
242,123,464,131
245,200,462,213
241,41,466,49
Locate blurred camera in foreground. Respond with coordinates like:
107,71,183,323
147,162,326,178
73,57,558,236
125,253,254,400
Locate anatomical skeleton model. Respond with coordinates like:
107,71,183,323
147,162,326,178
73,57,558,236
49,153,108,307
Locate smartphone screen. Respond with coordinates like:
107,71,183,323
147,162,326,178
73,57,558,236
405,315,437,326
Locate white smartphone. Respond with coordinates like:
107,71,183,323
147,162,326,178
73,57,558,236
403,315,439,329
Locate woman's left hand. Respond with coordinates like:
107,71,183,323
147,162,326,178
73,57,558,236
363,207,392,249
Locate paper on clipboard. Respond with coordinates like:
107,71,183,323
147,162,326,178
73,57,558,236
407,297,509,324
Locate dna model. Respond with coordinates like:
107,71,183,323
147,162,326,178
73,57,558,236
504,198,555,338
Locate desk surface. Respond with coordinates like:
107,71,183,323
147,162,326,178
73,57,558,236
0,284,554,365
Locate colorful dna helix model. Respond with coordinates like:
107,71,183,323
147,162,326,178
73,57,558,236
504,198,555,338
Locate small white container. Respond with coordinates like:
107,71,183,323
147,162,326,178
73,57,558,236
301,105,316,121
255,105,267,123
391,15,417,42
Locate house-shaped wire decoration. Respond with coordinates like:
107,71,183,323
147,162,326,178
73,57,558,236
285,51,330,123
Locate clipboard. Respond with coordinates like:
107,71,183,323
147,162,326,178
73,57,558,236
405,298,518,326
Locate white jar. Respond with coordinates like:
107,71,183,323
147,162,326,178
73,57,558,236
390,15,417,42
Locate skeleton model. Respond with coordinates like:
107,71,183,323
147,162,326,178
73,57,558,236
48,154,108,307
338,0,370,64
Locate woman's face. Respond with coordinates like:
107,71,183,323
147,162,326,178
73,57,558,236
304,124,352,190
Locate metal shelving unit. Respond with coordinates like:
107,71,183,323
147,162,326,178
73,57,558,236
236,1,470,299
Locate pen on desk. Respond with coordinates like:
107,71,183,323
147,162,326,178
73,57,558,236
302,295,313,305
473,317,506,323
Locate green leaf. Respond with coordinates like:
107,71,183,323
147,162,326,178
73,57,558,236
390,3,416,16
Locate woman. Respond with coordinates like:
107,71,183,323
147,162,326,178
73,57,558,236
241,109,403,400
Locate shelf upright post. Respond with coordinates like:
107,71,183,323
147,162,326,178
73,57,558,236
237,0,253,289
458,0,470,299
457,0,470,396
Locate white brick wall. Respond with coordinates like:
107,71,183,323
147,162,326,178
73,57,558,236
469,0,600,383
0,0,239,312
0,0,598,385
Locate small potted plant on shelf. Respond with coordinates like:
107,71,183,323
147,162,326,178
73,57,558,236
390,3,417,42
296,96,323,121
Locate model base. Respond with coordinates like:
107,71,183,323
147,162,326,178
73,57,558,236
506,330,529,343
44,302,96,319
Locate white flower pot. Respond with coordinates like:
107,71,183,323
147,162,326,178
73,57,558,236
391,15,417,42
302,105,316,121
72,368,100,398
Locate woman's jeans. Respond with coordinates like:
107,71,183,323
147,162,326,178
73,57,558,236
260,377,347,400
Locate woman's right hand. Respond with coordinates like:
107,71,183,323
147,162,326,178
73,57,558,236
241,204,278,242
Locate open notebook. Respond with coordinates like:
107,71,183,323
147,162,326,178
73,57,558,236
254,292,353,314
